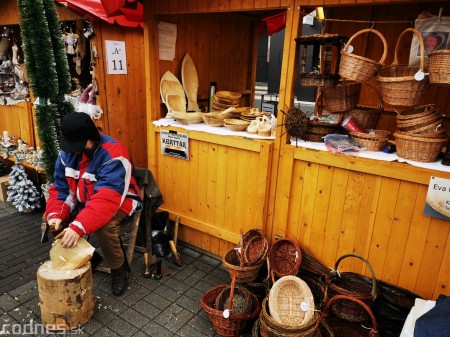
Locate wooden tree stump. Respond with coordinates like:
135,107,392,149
37,261,94,330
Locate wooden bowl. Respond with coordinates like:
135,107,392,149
172,112,203,125
224,118,250,131
215,90,241,101
202,115,224,127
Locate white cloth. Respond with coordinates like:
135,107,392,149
400,298,436,337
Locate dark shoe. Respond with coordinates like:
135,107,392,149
111,259,130,296
90,251,103,270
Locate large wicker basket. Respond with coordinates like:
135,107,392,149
339,28,388,83
394,131,447,162
429,50,450,85
327,254,377,323
377,28,429,107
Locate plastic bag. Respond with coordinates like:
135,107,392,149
323,134,363,154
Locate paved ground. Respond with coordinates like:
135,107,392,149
0,202,255,337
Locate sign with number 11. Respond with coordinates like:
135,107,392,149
105,40,127,75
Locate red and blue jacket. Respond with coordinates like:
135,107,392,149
45,134,141,236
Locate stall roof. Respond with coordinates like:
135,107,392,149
55,0,143,28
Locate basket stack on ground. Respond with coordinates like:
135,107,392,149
394,104,448,162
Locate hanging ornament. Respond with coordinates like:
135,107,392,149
65,32,78,55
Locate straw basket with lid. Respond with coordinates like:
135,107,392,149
339,28,388,83
377,28,429,107
327,254,378,323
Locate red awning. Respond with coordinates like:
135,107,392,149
55,0,143,28
259,12,286,36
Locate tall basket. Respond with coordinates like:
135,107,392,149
377,28,429,107
339,29,388,83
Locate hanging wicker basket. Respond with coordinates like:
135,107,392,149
322,295,379,337
321,81,361,113
377,28,429,107
429,50,450,85
327,254,377,323
339,28,388,83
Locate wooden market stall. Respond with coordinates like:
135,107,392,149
144,0,450,300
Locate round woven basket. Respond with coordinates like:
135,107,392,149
321,81,361,113
223,248,264,283
269,238,302,277
429,50,450,85
350,130,390,151
321,295,379,337
394,131,447,163
339,28,388,83
377,28,429,107
396,104,436,121
242,229,269,266
327,254,377,323
268,276,316,327
215,285,253,314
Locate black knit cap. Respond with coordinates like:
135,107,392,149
60,112,100,153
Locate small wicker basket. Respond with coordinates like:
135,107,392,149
429,50,450,85
242,229,269,266
394,131,447,163
223,248,264,283
377,28,429,107
321,81,361,113
269,238,302,277
350,130,390,151
339,28,388,83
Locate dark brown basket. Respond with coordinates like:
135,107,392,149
269,238,302,277
215,285,253,314
321,81,361,113
300,272,329,311
327,254,377,322
339,29,388,83
223,248,264,283
242,229,269,266
321,295,379,337
377,28,429,107
199,272,261,337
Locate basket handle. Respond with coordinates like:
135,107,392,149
365,82,383,112
321,295,379,337
228,270,237,311
392,28,425,70
343,28,388,66
332,253,377,299
314,90,324,117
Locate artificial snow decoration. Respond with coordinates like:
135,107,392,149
6,162,40,213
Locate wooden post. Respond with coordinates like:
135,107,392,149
37,261,94,330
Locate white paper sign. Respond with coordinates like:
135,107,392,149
158,22,177,61
105,40,127,74
424,176,450,221
160,130,189,160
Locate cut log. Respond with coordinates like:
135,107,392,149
37,261,94,330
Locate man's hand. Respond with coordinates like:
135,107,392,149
60,228,81,248
48,218,63,231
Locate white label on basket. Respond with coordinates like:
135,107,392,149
223,309,230,318
300,302,310,312
347,45,354,54
414,70,425,81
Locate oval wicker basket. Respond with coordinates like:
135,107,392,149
350,130,390,151
429,50,450,85
396,104,436,121
394,131,447,163
242,229,269,266
321,295,379,337
269,238,302,277
268,276,316,327
320,81,361,113
327,254,377,323
339,28,388,83
199,272,261,337
215,285,253,314
223,248,264,283
377,28,429,107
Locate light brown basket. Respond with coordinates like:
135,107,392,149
350,130,390,151
377,28,429,107
429,50,450,84
396,104,436,121
321,81,361,113
394,131,447,162
339,29,388,83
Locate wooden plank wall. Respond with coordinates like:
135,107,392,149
281,147,450,299
0,102,34,146
153,126,273,256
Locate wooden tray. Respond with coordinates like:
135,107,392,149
160,71,186,111
181,53,200,111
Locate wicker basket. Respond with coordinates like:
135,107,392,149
394,131,447,162
429,50,450,85
260,296,320,337
268,276,316,327
242,229,269,266
377,28,429,107
321,81,361,113
215,284,253,314
339,29,388,83
269,238,302,277
350,130,390,151
396,104,436,121
223,248,264,283
322,295,379,337
327,254,377,323
199,272,261,337
299,272,329,311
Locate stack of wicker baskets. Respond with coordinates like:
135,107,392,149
394,104,448,162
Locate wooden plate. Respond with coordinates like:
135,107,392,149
160,71,186,108
181,53,200,111
216,90,241,100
